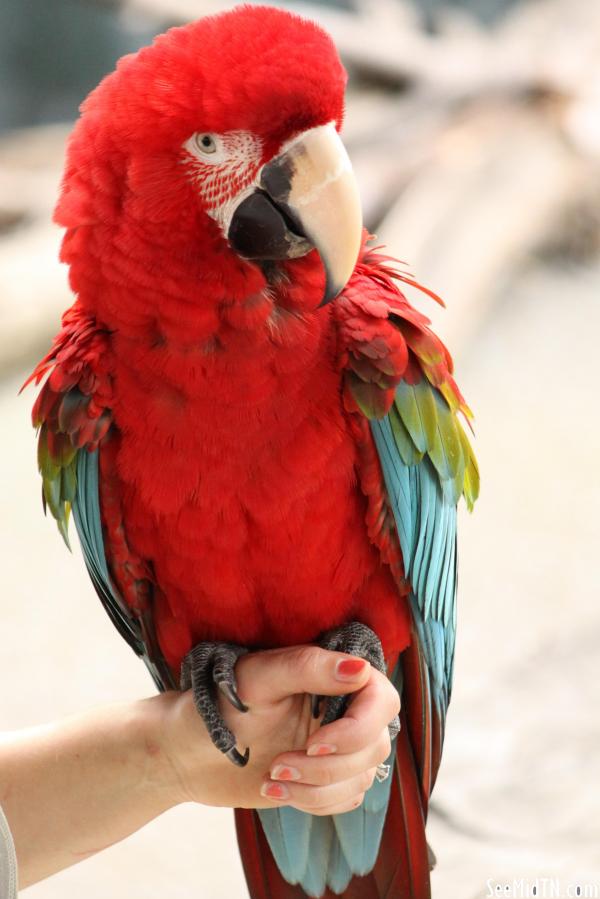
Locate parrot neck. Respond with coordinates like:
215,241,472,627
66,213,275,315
66,221,326,348
106,251,334,416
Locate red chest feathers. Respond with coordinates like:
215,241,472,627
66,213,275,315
103,310,408,667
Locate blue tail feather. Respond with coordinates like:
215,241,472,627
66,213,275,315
257,667,402,895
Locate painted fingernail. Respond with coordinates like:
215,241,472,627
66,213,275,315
335,658,368,680
261,781,290,800
306,743,337,757
270,765,301,782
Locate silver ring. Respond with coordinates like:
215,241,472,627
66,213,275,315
375,763,391,783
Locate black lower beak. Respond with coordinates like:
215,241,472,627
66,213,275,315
228,189,311,261
227,123,362,305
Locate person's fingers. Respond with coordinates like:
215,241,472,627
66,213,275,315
306,668,400,757
260,768,377,812
299,793,368,817
235,645,371,706
260,793,368,817
269,728,391,787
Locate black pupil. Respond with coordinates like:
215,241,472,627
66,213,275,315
201,136,212,148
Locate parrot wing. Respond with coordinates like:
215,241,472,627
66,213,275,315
24,305,173,691
340,240,479,801
237,242,479,899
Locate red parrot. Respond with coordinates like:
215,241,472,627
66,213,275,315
26,7,479,897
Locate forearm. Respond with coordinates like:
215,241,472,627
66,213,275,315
0,648,394,890
0,694,191,888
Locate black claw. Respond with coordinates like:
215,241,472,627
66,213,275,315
226,745,250,767
320,693,348,727
217,680,249,713
180,640,250,766
316,621,392,730
388,714,401,741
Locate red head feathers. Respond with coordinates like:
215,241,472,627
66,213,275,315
55,6,361,341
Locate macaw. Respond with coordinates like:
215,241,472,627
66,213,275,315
25,6,478,898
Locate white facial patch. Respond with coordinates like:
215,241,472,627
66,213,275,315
182,130,263,231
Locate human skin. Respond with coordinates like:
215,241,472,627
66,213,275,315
0,645,399,888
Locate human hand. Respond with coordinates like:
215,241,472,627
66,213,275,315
160,645,400,814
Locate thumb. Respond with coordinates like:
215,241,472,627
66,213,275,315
235,645,371,706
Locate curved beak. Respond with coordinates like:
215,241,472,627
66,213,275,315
228,122,362,305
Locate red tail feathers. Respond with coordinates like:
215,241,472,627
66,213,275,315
235,712,431,899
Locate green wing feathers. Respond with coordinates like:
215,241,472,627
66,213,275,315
391,379,479,510
36,425,79,545
341,240,479,512
24,305,113,546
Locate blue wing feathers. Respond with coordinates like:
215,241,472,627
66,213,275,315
73,449,144,654
373,416,413,556
436,517,453,622
72,448,170,692
427,500,448,617
371,416,458,725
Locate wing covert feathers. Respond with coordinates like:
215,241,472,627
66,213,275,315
338,239,479,511
25,304,174,690
24,304,112,545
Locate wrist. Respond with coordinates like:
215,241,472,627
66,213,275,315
147,691,215,807
132,693,194,808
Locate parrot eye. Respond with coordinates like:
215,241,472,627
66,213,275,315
194,133,218,155
182,129,264,218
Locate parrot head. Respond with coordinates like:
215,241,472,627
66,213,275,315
57,5,362,311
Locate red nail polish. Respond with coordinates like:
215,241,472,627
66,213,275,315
336,658,367,679
263,781,289,800
307,743,337,757
270,765,300,781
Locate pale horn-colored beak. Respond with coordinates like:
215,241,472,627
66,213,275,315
261,123,363,305
228,122,363,306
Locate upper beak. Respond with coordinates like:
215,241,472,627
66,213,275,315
227,122,362,305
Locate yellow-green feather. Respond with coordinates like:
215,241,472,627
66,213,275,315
392,380,478,510
37,423,76,549
394,380,434,453
457,424,480,511
389,404,424,466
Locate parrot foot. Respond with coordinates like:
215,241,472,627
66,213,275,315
313,621,400,740
180,641,250,767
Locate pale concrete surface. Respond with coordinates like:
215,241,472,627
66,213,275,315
1,253,599,895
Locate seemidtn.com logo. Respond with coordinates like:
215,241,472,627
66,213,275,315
486,879,600,898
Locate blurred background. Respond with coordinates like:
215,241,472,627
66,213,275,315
1,0,599,896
